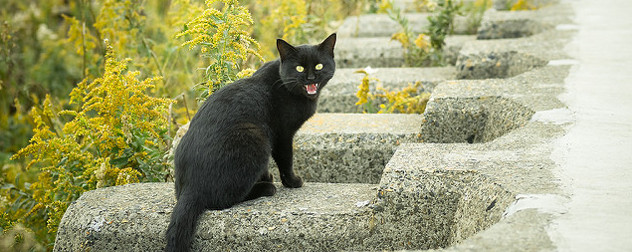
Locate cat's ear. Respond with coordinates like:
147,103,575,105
318,33,336,58
277,39,298,63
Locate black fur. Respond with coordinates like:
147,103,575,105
165,33,336,252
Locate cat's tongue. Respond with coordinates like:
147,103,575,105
305,83,319,95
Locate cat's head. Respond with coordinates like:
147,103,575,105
277,33,336,100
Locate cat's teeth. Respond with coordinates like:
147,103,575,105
305,83,319,95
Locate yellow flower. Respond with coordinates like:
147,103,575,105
391,32,410,48
414,34,431,52
177,0,263,98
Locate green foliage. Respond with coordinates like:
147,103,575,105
388,0,463,66
9,43,174,247
0,0,362,249
177,0,264,100
462,0,492,34
253,0,365,60
254,0,309,60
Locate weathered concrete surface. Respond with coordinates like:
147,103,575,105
455,28,572,79
54,182,376,251
338,13,471,38
318,67,455,113
54,159,513,251
421,65,570,143
371,143,515,249
335,35,475,68
477,3,574,39
272,113,423,184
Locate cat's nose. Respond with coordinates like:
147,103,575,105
307,71,316,80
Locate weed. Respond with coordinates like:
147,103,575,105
355,67,431,114
9,43,174,246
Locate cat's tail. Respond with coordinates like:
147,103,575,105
165,194,205,252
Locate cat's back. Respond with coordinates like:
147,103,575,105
181,61,281,147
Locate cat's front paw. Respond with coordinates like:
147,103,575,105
281,175,303,188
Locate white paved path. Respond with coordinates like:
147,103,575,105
552,0,632,251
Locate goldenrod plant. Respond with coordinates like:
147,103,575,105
355,67,431,114
388,0,462,66
0,0,362,248
255,0,308,59
9,43,174,247
177,0,264,99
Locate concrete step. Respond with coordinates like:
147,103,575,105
338,13,471,38
335,35,476,68
477,3,574,39
272,113,423,184
54,182,376,251
421,65,571,144
318,67,456,113
55,147,513,251
456,28,573,79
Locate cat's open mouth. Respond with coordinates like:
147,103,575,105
304,83,319,95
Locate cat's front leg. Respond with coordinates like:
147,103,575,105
272,137,303,188
259,170,273,182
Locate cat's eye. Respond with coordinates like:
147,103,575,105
315,63,323,70
296,65,304,72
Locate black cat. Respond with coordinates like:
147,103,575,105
165,33,336,252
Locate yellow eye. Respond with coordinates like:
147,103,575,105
315,63,323,70
296,65,304,72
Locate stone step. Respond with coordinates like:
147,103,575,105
336,35,476,68
420,64,571,144
318,67,456,113
338,13,471,38
271,113,423,184
54,182,376,251
55,145,512,251
456,28,573,79
477,3,574,39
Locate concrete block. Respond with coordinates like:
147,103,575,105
54,144,517,251
368,143,514,249
336,35,475,68
419,65,572,144
318,67,456,113
478,3,574,39
336,37,405,68
338,13,471,38
54,182,377,251
420,96,534,143
271,113,423,184
456,29,572,79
